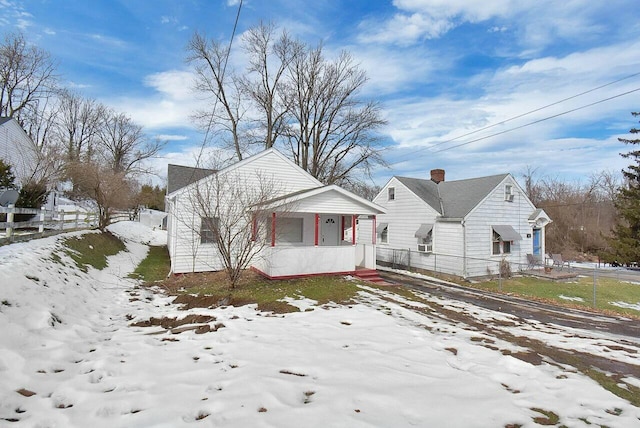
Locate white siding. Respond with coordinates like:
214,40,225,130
292,189,382,215
371,177,440,250
464,176,537,277
0,119,38,185
367,177,447,271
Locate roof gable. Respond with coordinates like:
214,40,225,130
262,185,385,215
392,173,511,218
439,174,509,218
166,164,216,194
167,148,324,198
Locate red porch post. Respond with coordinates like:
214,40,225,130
271,212,276,247
314,213,320,246
372,215,377,245
352,215,356,245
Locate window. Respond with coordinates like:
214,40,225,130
492,231,501,255
388,187,395,201
492,229,513,255
200,216,219,244
276,217,303,243
418,231,433,252
415,224,433,252
505,184,514,202
376,222,389,244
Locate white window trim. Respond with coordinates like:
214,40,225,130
388,187,395,201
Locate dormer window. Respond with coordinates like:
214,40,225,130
505,184,514,202
388,187,395,201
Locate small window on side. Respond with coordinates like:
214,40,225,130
380,225,389,243
505,184,514,202
388,187,395,201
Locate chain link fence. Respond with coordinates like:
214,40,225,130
375,246,640,310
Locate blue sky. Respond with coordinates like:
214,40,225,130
2,0,640,187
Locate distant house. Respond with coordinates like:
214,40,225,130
358,169,551,278
0,117,39,187
165,148,385,278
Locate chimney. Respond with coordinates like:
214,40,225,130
430,169,445,183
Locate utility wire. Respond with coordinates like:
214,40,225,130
387,73,640,166
192,0,243,172
434,86,640,153
429,71,640,149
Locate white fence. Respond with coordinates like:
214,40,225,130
0,204,99,243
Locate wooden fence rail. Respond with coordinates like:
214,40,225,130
0,204,99,243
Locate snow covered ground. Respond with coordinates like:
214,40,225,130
1,222,639,427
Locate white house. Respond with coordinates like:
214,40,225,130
359,169,551,278
0,117,39,187
165,148,385,278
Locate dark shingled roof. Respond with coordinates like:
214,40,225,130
167,164,216,194
396,173,509,218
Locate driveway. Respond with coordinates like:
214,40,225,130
378,270,640,338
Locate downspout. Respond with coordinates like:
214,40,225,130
462,219,467,279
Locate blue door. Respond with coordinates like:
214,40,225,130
533,228,541,256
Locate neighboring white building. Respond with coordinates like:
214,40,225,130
0,117,39,187
165,148,385,278
359,169,551,278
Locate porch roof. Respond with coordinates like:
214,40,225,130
260,185,386,215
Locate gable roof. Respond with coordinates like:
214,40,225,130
167,148,324,198
261,184,385,215
395,173,509,218
166,164,216,194
0,117,12,126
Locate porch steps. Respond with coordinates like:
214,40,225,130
354,268,393,286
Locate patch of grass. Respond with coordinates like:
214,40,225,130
530,408,560,425
584,369,640,407
468,276,640,318
155,271,362,313
61,231,126,272
129,245,170,282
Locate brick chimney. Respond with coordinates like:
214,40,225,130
430,169,445,183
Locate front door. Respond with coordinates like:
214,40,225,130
533,228,541,256
321,215,339,246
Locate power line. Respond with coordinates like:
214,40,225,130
435,86,640,153
430,71,640,149
193,0,243,170
388,73,640,165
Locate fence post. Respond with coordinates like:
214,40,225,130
39,206,45,234
593,265,597,308
408,249,411,271
74,211,79,229
59,208,64,231
6,204,14,239
498,260,502,292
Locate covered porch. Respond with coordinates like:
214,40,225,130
250,185,385,279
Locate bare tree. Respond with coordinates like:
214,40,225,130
241,22,302,149
187,32,246,161
283,46,386,185
0,31,57,120
176,169,284,288
67,161,135,230
96,110,164,174
56,89,106,163
188,23,387,185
